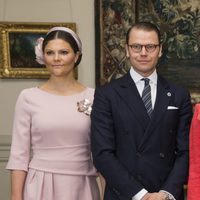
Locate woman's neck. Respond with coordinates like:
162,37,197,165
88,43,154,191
40,76,85,96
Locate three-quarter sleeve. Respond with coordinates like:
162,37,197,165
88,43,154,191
6,90,31,171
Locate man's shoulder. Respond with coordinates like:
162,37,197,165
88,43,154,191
158,74,190,98
98,73,129,89
95,73,129,98
159,75,188,91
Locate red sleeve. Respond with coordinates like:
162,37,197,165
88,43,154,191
188,104,200,200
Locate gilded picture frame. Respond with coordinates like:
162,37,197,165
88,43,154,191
0,22,76,78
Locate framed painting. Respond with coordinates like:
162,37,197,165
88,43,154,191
0,22,76,78
95,0,200,103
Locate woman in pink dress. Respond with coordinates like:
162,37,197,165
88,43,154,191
188,104,200,200
6,27,100,200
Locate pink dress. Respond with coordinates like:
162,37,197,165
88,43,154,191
6,87,100,200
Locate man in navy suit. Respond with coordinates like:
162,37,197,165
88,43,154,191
91,22,192,200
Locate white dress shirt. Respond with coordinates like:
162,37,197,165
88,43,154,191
130,67,157,109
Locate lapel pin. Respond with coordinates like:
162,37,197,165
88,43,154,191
167,92,171,97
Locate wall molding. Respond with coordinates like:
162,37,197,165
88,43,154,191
0,135,11,162
0,135,11,200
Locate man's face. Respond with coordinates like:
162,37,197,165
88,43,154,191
126,28,162,77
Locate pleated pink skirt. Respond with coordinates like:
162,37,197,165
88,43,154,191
24,169,100,200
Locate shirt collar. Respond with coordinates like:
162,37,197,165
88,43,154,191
130,67,157,85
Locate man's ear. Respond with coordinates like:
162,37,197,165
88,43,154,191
125,44,129,58
158,45,163,58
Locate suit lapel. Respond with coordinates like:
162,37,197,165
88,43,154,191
113,73,172,151
138,75,172,150
114,73,150,130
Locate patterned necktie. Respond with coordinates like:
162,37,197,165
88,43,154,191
141,78,153,117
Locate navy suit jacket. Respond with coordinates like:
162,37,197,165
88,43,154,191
91,72,192,200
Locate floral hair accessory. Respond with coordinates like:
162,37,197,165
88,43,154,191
77,99,92,116
35,37,45,65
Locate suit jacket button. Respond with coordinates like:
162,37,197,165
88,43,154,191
113,188,120,195
136,152,142,157
125,130,129,135
137,175,142,181
159,153,165,158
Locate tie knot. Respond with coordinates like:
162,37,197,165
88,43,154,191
142,78,150,86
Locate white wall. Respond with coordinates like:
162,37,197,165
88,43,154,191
0,0,95,136
0,1,95,199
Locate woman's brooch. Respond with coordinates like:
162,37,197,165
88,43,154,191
77,99,92,116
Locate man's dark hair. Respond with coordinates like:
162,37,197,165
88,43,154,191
126,21,161,44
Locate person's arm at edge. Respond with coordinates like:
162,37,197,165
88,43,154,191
188,104,200,200
11,170,27,200
6,90,31,200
